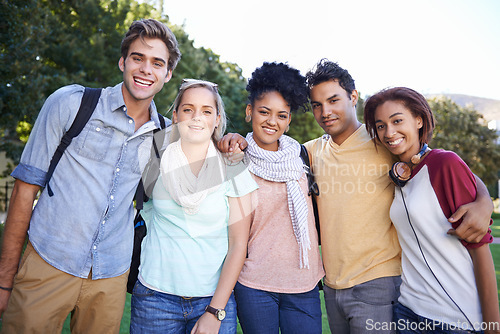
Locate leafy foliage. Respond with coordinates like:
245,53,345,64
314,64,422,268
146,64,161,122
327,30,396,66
0,0,253,169
158,26,250,135
288,106,324,144
0,0,141,162
356,94,365,122
429,96,500,185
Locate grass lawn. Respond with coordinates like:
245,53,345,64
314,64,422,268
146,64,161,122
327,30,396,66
491,212,500,238
492,244,500,304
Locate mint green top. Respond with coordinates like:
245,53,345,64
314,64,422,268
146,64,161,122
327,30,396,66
139,162,257,297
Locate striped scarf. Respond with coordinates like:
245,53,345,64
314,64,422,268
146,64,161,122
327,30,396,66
244,133,311,269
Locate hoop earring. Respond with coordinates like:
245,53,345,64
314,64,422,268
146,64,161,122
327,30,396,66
245,114,251,123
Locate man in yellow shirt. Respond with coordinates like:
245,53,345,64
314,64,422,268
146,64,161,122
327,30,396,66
304,58,492,333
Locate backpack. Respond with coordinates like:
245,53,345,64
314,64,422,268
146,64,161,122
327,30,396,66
299,144,320,244
299,144,323,290
45,87,102,196
127,124,166,293
44,87,166,292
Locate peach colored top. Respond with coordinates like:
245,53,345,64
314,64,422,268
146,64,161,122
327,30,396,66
237,173,325,293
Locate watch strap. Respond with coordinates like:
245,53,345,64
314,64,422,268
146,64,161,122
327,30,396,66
205,305,225,321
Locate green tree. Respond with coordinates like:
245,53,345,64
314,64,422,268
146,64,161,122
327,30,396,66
160,27,249,134
288,105,324,144
428,96,500,185
1,0,149,162
1,0,52,160
356,94,365,122
0,0,251,169
1,0,324,169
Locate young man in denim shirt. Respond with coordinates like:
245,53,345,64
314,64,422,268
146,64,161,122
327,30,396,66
0,19,181,333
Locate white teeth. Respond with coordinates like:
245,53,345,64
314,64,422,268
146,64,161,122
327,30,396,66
134,78,153,86
263,128,277,134
388,138,403,145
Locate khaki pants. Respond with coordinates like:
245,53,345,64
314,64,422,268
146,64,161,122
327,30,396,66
1,241,128,334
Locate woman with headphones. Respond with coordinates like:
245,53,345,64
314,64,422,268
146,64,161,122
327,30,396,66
364,87,499,333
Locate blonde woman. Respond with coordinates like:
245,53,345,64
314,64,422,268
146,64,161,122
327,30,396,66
130,79,257,334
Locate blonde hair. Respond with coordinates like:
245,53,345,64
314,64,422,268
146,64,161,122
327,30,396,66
170,79,227,144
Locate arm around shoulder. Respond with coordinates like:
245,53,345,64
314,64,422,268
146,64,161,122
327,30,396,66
448,174,493,243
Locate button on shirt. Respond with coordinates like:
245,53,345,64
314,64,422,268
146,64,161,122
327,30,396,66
11,83,171,279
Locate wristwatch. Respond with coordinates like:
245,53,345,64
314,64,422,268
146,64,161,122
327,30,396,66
205,305,226,321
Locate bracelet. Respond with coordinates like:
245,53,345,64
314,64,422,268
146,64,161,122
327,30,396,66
0,286,13,292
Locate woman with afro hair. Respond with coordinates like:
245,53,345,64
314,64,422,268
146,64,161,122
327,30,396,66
233,62,324,333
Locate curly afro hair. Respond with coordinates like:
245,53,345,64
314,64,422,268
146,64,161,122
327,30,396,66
246,62,308,113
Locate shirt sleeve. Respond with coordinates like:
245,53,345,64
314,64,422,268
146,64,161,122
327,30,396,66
225,162,258,198
11,85,85,186
427,150,493,248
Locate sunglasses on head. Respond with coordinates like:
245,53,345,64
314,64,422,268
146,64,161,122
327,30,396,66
181,78,218,92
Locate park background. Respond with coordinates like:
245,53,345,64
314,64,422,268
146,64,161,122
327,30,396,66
1,0,500,332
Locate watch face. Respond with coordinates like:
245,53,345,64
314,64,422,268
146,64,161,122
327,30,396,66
216,309,226,321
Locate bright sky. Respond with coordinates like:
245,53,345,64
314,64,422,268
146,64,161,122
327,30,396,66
161,0,500,100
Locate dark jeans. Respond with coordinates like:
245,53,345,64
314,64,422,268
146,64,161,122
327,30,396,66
233,281,322,334
393,303,483,334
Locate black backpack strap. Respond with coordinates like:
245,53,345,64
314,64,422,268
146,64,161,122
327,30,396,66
134,112,167,211
300,145,319,197
299,144,323,290
158,113,166,129
299,144,321,244
46,87,102,197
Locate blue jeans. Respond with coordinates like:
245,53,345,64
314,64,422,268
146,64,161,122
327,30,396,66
130,280,237,334
323,276,402,334
233,281,322,334
393,303,483,334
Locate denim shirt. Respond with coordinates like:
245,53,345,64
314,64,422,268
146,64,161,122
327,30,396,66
11,83,171,279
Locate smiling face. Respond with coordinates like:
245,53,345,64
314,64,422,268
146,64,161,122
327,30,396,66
310,80,360,145
173,86,220,145
247,90,291,151
374,100,423,163
119,37,172,106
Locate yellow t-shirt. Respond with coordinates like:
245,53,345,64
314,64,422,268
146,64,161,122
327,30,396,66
304,125,401,289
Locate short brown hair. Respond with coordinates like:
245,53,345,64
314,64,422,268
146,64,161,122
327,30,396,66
121,19,181,71
364,87,435,147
